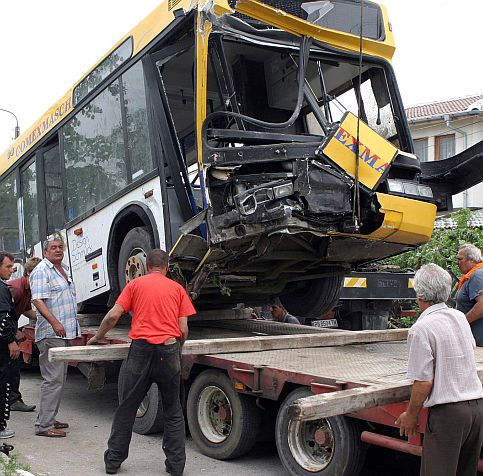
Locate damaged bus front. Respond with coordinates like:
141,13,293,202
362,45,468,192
169,0,437,317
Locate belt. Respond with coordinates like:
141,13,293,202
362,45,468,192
163,338,177,345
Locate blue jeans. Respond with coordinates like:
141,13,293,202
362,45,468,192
471,319,483,346
105,339,185,474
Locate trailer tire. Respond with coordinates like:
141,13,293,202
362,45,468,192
276,388,366,476
187,369,261,459
117,226,154,290
118,363,164,435
280,275,344,319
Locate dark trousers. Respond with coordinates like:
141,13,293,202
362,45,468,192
0,352,12,430
470,319,483,346
421,399,483,476
105,339,185,474
8,356,22,404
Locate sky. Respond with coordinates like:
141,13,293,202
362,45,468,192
0,0,482,153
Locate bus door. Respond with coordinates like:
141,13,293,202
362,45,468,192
35,141,72,273
143,38,198,251
19,156,41,258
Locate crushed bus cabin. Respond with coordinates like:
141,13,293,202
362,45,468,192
0,0,482,322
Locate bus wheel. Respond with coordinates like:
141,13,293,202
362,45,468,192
118,363,164,435
280,274,344,319
275,388,366,476
187,369,261,460
117,226,154,289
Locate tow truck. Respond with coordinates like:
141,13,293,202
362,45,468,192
15,0,483,475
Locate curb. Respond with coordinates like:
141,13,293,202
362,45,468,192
0,451,36,476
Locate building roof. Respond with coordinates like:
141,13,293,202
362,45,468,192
405,94,483,122
434,209,483,229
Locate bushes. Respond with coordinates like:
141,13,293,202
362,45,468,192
387,209,483,328
389,208,483,277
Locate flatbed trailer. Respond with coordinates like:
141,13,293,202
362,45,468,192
24,318,483,476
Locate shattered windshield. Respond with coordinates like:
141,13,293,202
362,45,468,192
208,35,399,145
305,61,397,142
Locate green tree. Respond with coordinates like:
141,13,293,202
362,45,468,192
389,208,483,278
388,209,483,328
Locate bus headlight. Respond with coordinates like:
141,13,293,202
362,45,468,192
273,183,294,199
403,182,419,196
418,185,434,198
387,179,433,199
387,179,404,193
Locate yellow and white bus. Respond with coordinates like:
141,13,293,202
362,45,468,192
0,0,473,317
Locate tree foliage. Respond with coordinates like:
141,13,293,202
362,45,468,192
389,208,483,277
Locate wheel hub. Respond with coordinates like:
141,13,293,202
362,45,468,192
288,418,335,471
125,251,147,283
217,405,230,421
314,428,328,445
198,386,233,443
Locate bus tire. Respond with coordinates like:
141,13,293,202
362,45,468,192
280,275,344,319
187,369,261,460
117,226,154,290
117,363,164,435
275,388,366,476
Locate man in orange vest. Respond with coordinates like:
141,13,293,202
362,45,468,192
456,244,483,345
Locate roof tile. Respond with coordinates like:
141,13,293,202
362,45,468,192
405,94,483,121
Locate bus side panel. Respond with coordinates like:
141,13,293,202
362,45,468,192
66,176,165,304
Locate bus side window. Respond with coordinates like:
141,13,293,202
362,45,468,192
63,79,127,220
0,172,21,256
20,159,40,249
122,61,154,182
43,145,65,234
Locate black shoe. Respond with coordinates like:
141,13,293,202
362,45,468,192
10,400,36,412
104,449,120,474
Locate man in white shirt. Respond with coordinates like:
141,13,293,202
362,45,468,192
396,263,483,476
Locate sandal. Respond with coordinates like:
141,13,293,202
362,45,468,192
54,421,69,429
36,428,66,438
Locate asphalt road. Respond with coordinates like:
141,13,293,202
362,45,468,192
6,368,420,476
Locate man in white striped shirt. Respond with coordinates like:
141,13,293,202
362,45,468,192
396,263,483,476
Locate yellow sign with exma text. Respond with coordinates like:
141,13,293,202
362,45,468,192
322,112,398,190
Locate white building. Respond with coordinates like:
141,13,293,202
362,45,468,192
406,94,483,209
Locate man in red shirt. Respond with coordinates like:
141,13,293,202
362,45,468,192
88,249,195,476
8,257,41,412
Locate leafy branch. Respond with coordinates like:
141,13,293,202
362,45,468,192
212,274,232,296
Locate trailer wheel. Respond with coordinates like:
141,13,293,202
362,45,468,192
117,226,154,290
187,369,261,459
276,388,366,476
280,275,344,319
118,364,164,435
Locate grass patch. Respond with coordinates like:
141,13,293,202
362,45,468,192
0,453,31,476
